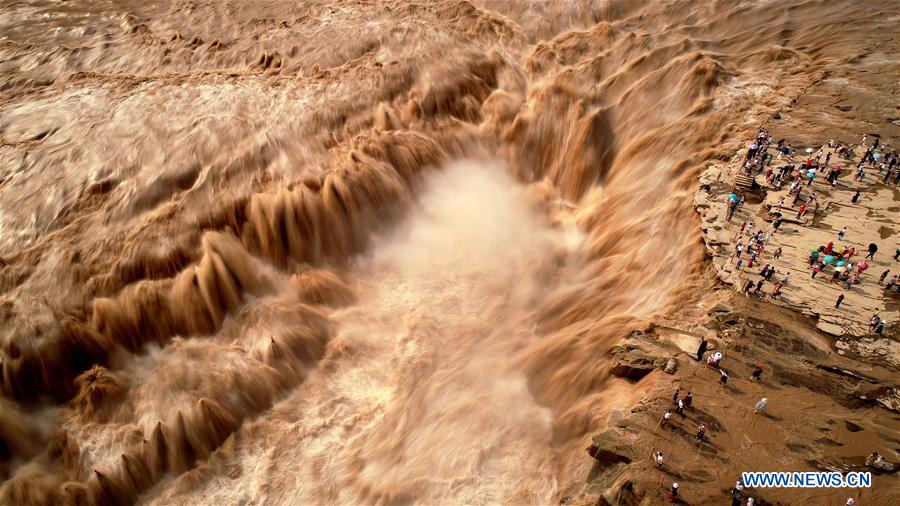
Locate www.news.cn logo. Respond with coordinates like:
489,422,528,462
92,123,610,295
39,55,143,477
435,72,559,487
741,472,872,488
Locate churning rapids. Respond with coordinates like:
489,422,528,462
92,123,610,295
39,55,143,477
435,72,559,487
0,0,897,504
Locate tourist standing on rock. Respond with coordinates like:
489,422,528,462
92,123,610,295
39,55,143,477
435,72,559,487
696,339,708,361
684,391,693,408
796,204,806,219
866,451,888,469
730,482,744,506
750,364,764,381
856,163,866,181
778,144,789,159
838,227,847,241
753,397,768,414
781,271,790,285
851,190,861,203
673,389,680,404
765,268,776,281
744,279,755,295
894,248,899,260
719,369,729,387
773,247,782,259
866,242,878,260
696,424,707,441
830,269,842,284
811,263,821,278
754,279,764,293
660,411,672,427
668,483,679,502
835,292,845,308
655,450,664,469
677,398,686,418
879,270,890,285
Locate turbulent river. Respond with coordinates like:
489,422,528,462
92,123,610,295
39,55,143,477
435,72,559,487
0,0,896,503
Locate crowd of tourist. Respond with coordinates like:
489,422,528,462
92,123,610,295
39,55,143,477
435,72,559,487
639,128,897,504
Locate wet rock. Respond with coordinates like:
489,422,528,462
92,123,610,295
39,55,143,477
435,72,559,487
586,445,631,465
607,409,625,427
844,421,863,432
586,430,635,465
630,402,649,414
817,321,845,336
772,111,781,119
610,411,636,430
707,302,733,315
610,361,655,381
714,311,741,326
664,357,678,374
603,478,642,505
610,346,657,381
856,386,900,414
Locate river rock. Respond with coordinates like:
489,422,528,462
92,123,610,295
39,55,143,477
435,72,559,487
664,357,678,374
707,302,733,315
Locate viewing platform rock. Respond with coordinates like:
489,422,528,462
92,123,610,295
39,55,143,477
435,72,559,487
693,145,899,367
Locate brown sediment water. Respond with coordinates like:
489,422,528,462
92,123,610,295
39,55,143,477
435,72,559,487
0,0,897,504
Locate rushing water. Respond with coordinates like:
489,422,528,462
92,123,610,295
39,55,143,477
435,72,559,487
0,0,897,503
